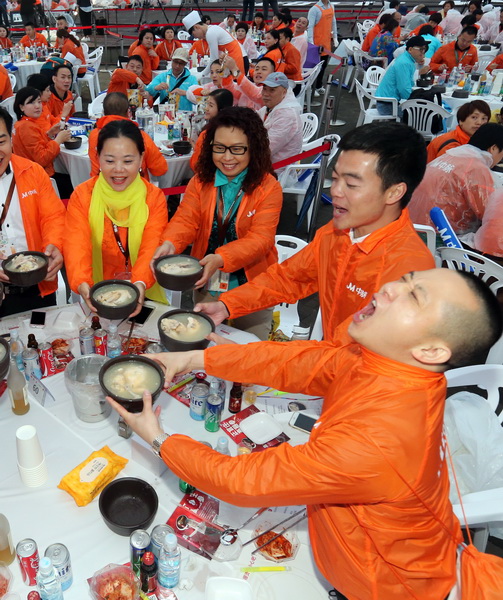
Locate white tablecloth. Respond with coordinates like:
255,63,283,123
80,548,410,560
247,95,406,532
11,60,43,88
2,303,332,600
442,91,503,115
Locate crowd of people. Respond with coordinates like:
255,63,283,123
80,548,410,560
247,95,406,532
0,3,503,599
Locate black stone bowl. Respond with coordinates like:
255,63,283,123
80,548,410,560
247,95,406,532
158,309,215,352
99,477,158,536
2,251,48,287
0,337,9,380
99,355,164,413
153,254,203,291
90,280,139,320
172,140,192,155
64,136,82,150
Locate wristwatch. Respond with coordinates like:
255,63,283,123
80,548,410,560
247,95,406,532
232,69,240,78
152,432,170,457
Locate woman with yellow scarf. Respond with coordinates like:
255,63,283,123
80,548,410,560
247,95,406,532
64,120,168,317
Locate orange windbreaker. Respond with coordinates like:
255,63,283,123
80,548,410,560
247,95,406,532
10,155,66,297
430,41,478,73
155,39,182,61
88,115,168,181
220,208,435,339
362,23,381,52
64,176,168,292
281,41,302,80
132,45,160,84
191,39,209,56
60,38,86,76
107,68,139,95
46,87,75,120
487,53,503,73
127,39,139,56
410,23,444,36
0,65,13,102
0,38,13,49
20,33,48,47
12,117,61,177
427,125,470,163
39,103,59,131
161,339,460,600
263,47,285,72
161,173,282,282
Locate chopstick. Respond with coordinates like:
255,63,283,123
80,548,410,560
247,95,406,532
124,319,135,353
239,507,269,530
251,513,307,556
242,508,306,548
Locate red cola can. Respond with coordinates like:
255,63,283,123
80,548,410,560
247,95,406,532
38,342,57,377
94,329,107,356
16,538,39,585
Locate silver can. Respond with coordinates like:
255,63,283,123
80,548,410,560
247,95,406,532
130,529,150,576
22,348,42,381
190,381,209,421
44,543,73,591
149,524,174,561
79,326,95,355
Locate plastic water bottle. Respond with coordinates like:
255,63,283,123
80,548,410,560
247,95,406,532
447,67,457,88
157,533,181,592
36,557,64,600
9,329,25,372
106,323,122,358
438,68,448,86
216,436,231,456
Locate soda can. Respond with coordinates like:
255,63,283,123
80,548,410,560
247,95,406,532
22,348,42,381
205,393,223,433
94,329,107,356
39,342,57,377
80,326,95,355
16,538,39,586
27,592,41,600
149,524,174,562
190,381,209,421
44,543,73,591
130,529,150,577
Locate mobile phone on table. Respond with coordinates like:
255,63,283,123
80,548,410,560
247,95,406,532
128,305,154,326
289,412,317,434
30,311,46,328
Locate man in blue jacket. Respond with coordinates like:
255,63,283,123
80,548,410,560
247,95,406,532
375,35,430,115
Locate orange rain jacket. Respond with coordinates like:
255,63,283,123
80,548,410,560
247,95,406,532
281,40,302,80
0,65,13,102
132,45,160,85
12,117,61,177
487,53,503,73
64,176,168,292
20,33,48,47
127,39,139,56
10,155,65,297
107,68,139,95
161,174,282,282
60,38,86,76
161,339,460,600
88,115,168,181
473,189,503,257
426,125,470,163
38,103,59,131
430,41,478,73
155,39,182,61
362,23,381,52
220,209,435,340
46,87,76,120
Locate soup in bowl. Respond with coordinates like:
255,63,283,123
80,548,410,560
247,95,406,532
90,280,140,320
158,309,215,352
153,254,203,291
2,251,48,286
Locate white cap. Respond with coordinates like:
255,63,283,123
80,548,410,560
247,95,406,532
182,10,202,32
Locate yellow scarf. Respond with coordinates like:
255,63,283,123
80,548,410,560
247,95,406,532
89,173,167,304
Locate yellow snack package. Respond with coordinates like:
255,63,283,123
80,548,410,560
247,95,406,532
58,446,128,507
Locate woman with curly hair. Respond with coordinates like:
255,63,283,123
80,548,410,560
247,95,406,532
153,107,283,339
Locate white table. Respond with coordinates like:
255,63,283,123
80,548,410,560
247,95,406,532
442,90,503,115
2,303,331,600
11,59,44,88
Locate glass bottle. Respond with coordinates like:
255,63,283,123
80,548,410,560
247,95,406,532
0,514,15,565
7,356,29,415
9,328,25,372
90,316,102,330
228,382,242,414
27,333,39,350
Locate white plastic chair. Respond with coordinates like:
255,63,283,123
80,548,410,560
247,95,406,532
413,224,437,258
362,19,375,32
8,73,16,92
300,112,318,144
75,46,104,101
350,48,388,93
362,65,385,89
303,61,324,112
356,22,367,44
355,80,399,126
88,91,106,119
0,96,15,121
446,364,503,549
400,98,452,141
477,54,495,71
177,30,191,40
437,246,503,365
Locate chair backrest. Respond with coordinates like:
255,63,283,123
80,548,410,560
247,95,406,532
353,48,388,69
87,46,104,73
300,113,318,143
356,22,366,44
0,96,15,121
275,235,308,263
363,65,385,88
478,54,495,71
88,91,105,118
437,246,503,295
363,19,375,32
413,224,437,256
8,73,16,91
400,98,451,140
177,30,191,40
81,41,89,61
354,79,376,112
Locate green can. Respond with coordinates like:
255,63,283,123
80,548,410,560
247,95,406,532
179,479,195,494
205,393,223,433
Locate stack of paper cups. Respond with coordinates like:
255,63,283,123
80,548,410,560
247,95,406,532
16,425,48,487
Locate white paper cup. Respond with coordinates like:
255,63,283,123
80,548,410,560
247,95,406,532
17,458,48,487
16,425,44,469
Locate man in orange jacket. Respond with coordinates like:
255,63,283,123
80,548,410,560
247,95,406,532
107,55,145,96
187,122,435,342
278,28,302,81
20,22,48,47
0,107,65,316
0,64,13,101
430,25,478,73
88,92,167,181
108,268,503,600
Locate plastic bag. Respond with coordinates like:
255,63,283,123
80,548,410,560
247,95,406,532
89,563,140,600
473,189,503,258
444,391,503,537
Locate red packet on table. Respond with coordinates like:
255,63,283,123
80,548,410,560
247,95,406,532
220,405,290,452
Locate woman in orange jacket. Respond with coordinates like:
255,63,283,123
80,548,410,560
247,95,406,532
132,28,160,84
0,26,13,49
155,25,182,61
12,87,72,195
154,107,283,339
64,119,169,316
259,29,285,72
56,30,86,77
26,72,73,134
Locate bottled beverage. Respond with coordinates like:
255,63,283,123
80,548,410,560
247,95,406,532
140,551,157,594
228,382,242,414
79,327,94,355
447,68,457,88
8,356,29,415
157,533,181,591
485,72,493,95
204,393,223,432
216,436,230,456
437,68,447,86
0,514,15,565
93,328,107,356
478,73,487,95
9,329,25,372
472,61,479,75
27,334,39,350
463,74,472,91
36,557,63,600
90,316,101,331
189,375,209,421
106,323,122,358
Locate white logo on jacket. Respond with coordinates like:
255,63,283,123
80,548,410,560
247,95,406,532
21,190,37,198
247,210,256,218
346,282,368,299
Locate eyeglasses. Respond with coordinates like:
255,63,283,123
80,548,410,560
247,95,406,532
211,143,248,155
410,46,427,52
